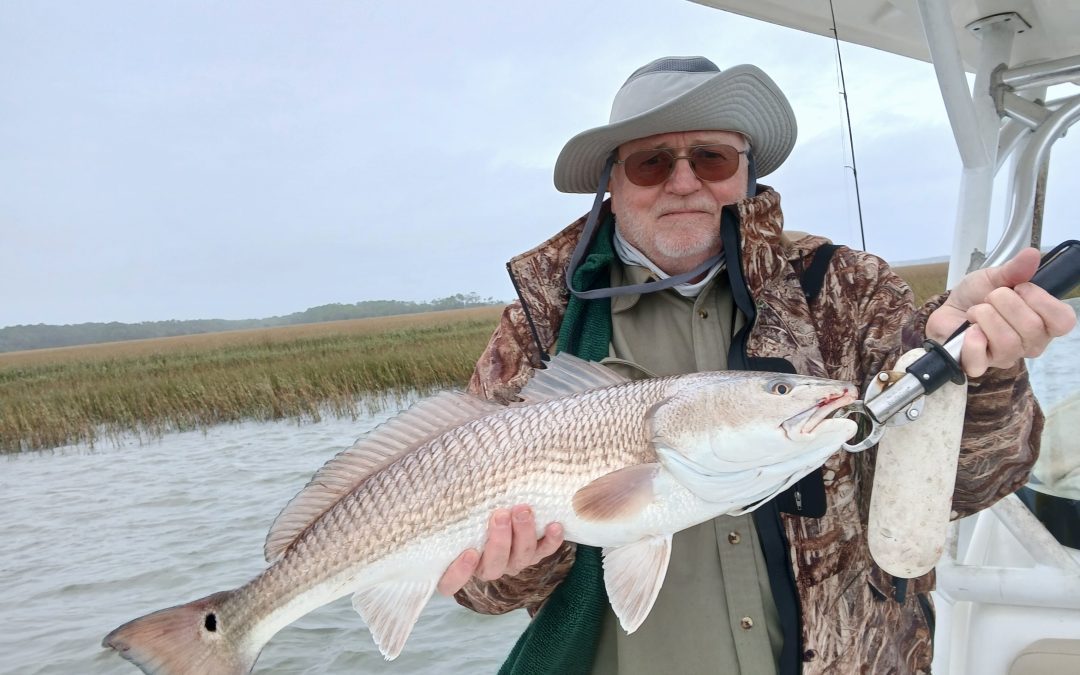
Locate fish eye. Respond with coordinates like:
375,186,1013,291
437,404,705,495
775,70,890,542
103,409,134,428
768,379,794,395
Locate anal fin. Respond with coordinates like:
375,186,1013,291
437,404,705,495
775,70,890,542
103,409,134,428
602,534,672,634
352,580,436,660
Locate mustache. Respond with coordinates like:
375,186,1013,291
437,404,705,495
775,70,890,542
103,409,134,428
652,200,718,217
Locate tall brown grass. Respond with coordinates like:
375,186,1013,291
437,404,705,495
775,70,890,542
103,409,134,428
894,262,948,306
5,263,1074,454
0,307,503,453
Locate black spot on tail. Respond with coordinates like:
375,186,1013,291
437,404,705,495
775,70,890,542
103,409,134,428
204,613,217,632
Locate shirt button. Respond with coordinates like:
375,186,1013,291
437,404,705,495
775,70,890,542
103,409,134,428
727,531,741,545
698,309,709,319
740,616,754,630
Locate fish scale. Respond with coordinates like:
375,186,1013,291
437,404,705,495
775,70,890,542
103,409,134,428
234,382,668,643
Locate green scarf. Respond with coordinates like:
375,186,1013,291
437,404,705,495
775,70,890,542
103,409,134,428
498,215,615,675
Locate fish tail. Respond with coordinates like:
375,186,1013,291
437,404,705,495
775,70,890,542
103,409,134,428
102,590,257,675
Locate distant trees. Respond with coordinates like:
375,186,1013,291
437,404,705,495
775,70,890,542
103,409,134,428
428,293,500,310
0,295,505,353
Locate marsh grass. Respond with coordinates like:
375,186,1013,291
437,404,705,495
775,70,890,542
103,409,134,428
6,264,1075,454
894,262,948,306
0,307,503,453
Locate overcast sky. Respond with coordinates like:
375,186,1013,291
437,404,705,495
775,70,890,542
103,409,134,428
2,0,1076,327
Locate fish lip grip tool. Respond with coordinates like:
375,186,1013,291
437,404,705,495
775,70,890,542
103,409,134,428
840,239,1080,453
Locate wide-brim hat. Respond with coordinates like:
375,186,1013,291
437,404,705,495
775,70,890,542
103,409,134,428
554,56,797,194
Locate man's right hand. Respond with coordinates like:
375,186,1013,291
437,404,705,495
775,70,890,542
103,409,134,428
436,504,565,596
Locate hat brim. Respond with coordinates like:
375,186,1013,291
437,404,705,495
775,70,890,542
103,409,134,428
553,64,796,194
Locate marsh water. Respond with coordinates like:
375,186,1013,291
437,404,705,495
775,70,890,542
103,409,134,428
2,299,1078,675
0,404,528,675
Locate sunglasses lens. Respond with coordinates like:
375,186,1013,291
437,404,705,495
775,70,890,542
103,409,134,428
621,144,742,186
623,150,674,187
690,145,741,181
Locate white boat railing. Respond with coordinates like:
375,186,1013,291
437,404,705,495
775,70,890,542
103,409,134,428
936,496,1080,610
913,1,1080,282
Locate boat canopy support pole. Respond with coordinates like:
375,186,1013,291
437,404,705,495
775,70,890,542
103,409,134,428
916,1,1022,287
983,94,1080,268
918,1,1080,283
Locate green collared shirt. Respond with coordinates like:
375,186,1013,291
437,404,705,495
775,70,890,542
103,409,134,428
591,261,783,675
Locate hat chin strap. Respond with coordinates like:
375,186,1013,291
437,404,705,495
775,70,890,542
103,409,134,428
565,152,723,300
746,148,758,196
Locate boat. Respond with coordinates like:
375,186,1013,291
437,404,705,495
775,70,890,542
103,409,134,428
689,2,1080,672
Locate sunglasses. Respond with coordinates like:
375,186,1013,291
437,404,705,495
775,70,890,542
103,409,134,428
614,143,748,187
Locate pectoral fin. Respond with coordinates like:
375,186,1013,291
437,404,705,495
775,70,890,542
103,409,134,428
602,534,672,634
572,463,659,522
352,580,436,660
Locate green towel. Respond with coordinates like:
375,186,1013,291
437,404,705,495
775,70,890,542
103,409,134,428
498,215,615,675
556,215,614,360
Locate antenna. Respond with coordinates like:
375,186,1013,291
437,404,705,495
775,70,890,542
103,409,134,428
828,0,867,251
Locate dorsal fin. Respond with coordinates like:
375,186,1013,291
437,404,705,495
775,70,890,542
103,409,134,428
517,353,628,404
263,391,503,562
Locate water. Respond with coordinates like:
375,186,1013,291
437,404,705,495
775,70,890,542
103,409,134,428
0,405,528,675
1023,297,1080,411
1,299,1077,675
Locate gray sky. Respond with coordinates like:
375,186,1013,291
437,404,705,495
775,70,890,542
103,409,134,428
2,0,1076,327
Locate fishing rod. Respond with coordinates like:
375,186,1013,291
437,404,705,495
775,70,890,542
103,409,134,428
828,0,867,251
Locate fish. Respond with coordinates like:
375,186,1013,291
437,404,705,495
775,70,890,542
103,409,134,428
102,353,858,674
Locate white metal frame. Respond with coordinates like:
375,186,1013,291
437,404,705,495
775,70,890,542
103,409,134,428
933,495,1080,674
914,2,1080,286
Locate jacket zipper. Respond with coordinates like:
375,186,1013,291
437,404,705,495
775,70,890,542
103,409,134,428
506,261,550,362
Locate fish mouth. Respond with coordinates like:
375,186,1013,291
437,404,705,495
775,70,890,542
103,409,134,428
780,389,857,439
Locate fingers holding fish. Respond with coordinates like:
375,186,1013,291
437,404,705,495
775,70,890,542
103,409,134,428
476,508,515,581
478,505,564,579
506,506,564,574
524,522,565,573
437,548,481,596
436,505,566,595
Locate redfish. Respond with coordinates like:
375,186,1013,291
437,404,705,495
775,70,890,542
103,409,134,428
103,354,856,673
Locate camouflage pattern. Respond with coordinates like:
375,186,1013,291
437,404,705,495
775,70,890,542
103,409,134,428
457,188,1042,674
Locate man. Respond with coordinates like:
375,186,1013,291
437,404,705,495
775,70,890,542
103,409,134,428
438,57,1075,674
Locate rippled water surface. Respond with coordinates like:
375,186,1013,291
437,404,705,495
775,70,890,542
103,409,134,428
1,299,1077,675
0,402,528,675
1025,298,1080,411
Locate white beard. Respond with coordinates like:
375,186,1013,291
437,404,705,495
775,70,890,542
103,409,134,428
615,209,722,262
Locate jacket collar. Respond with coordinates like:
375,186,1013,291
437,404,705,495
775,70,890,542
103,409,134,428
505,187,829,357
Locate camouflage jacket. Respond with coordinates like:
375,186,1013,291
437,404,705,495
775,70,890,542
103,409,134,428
457,188,1042,674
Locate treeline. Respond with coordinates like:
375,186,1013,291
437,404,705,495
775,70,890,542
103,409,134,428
0,293,503,353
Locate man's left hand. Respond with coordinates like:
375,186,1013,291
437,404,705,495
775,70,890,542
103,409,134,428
925,248,1077,378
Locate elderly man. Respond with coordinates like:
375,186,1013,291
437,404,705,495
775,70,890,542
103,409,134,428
438,57,1075,674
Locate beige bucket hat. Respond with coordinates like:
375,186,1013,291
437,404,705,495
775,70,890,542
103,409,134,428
553,56,797,193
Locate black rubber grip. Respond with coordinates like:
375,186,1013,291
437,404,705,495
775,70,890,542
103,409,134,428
946,239,1080,344
918,240,1079,395
1031,239,1080,299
